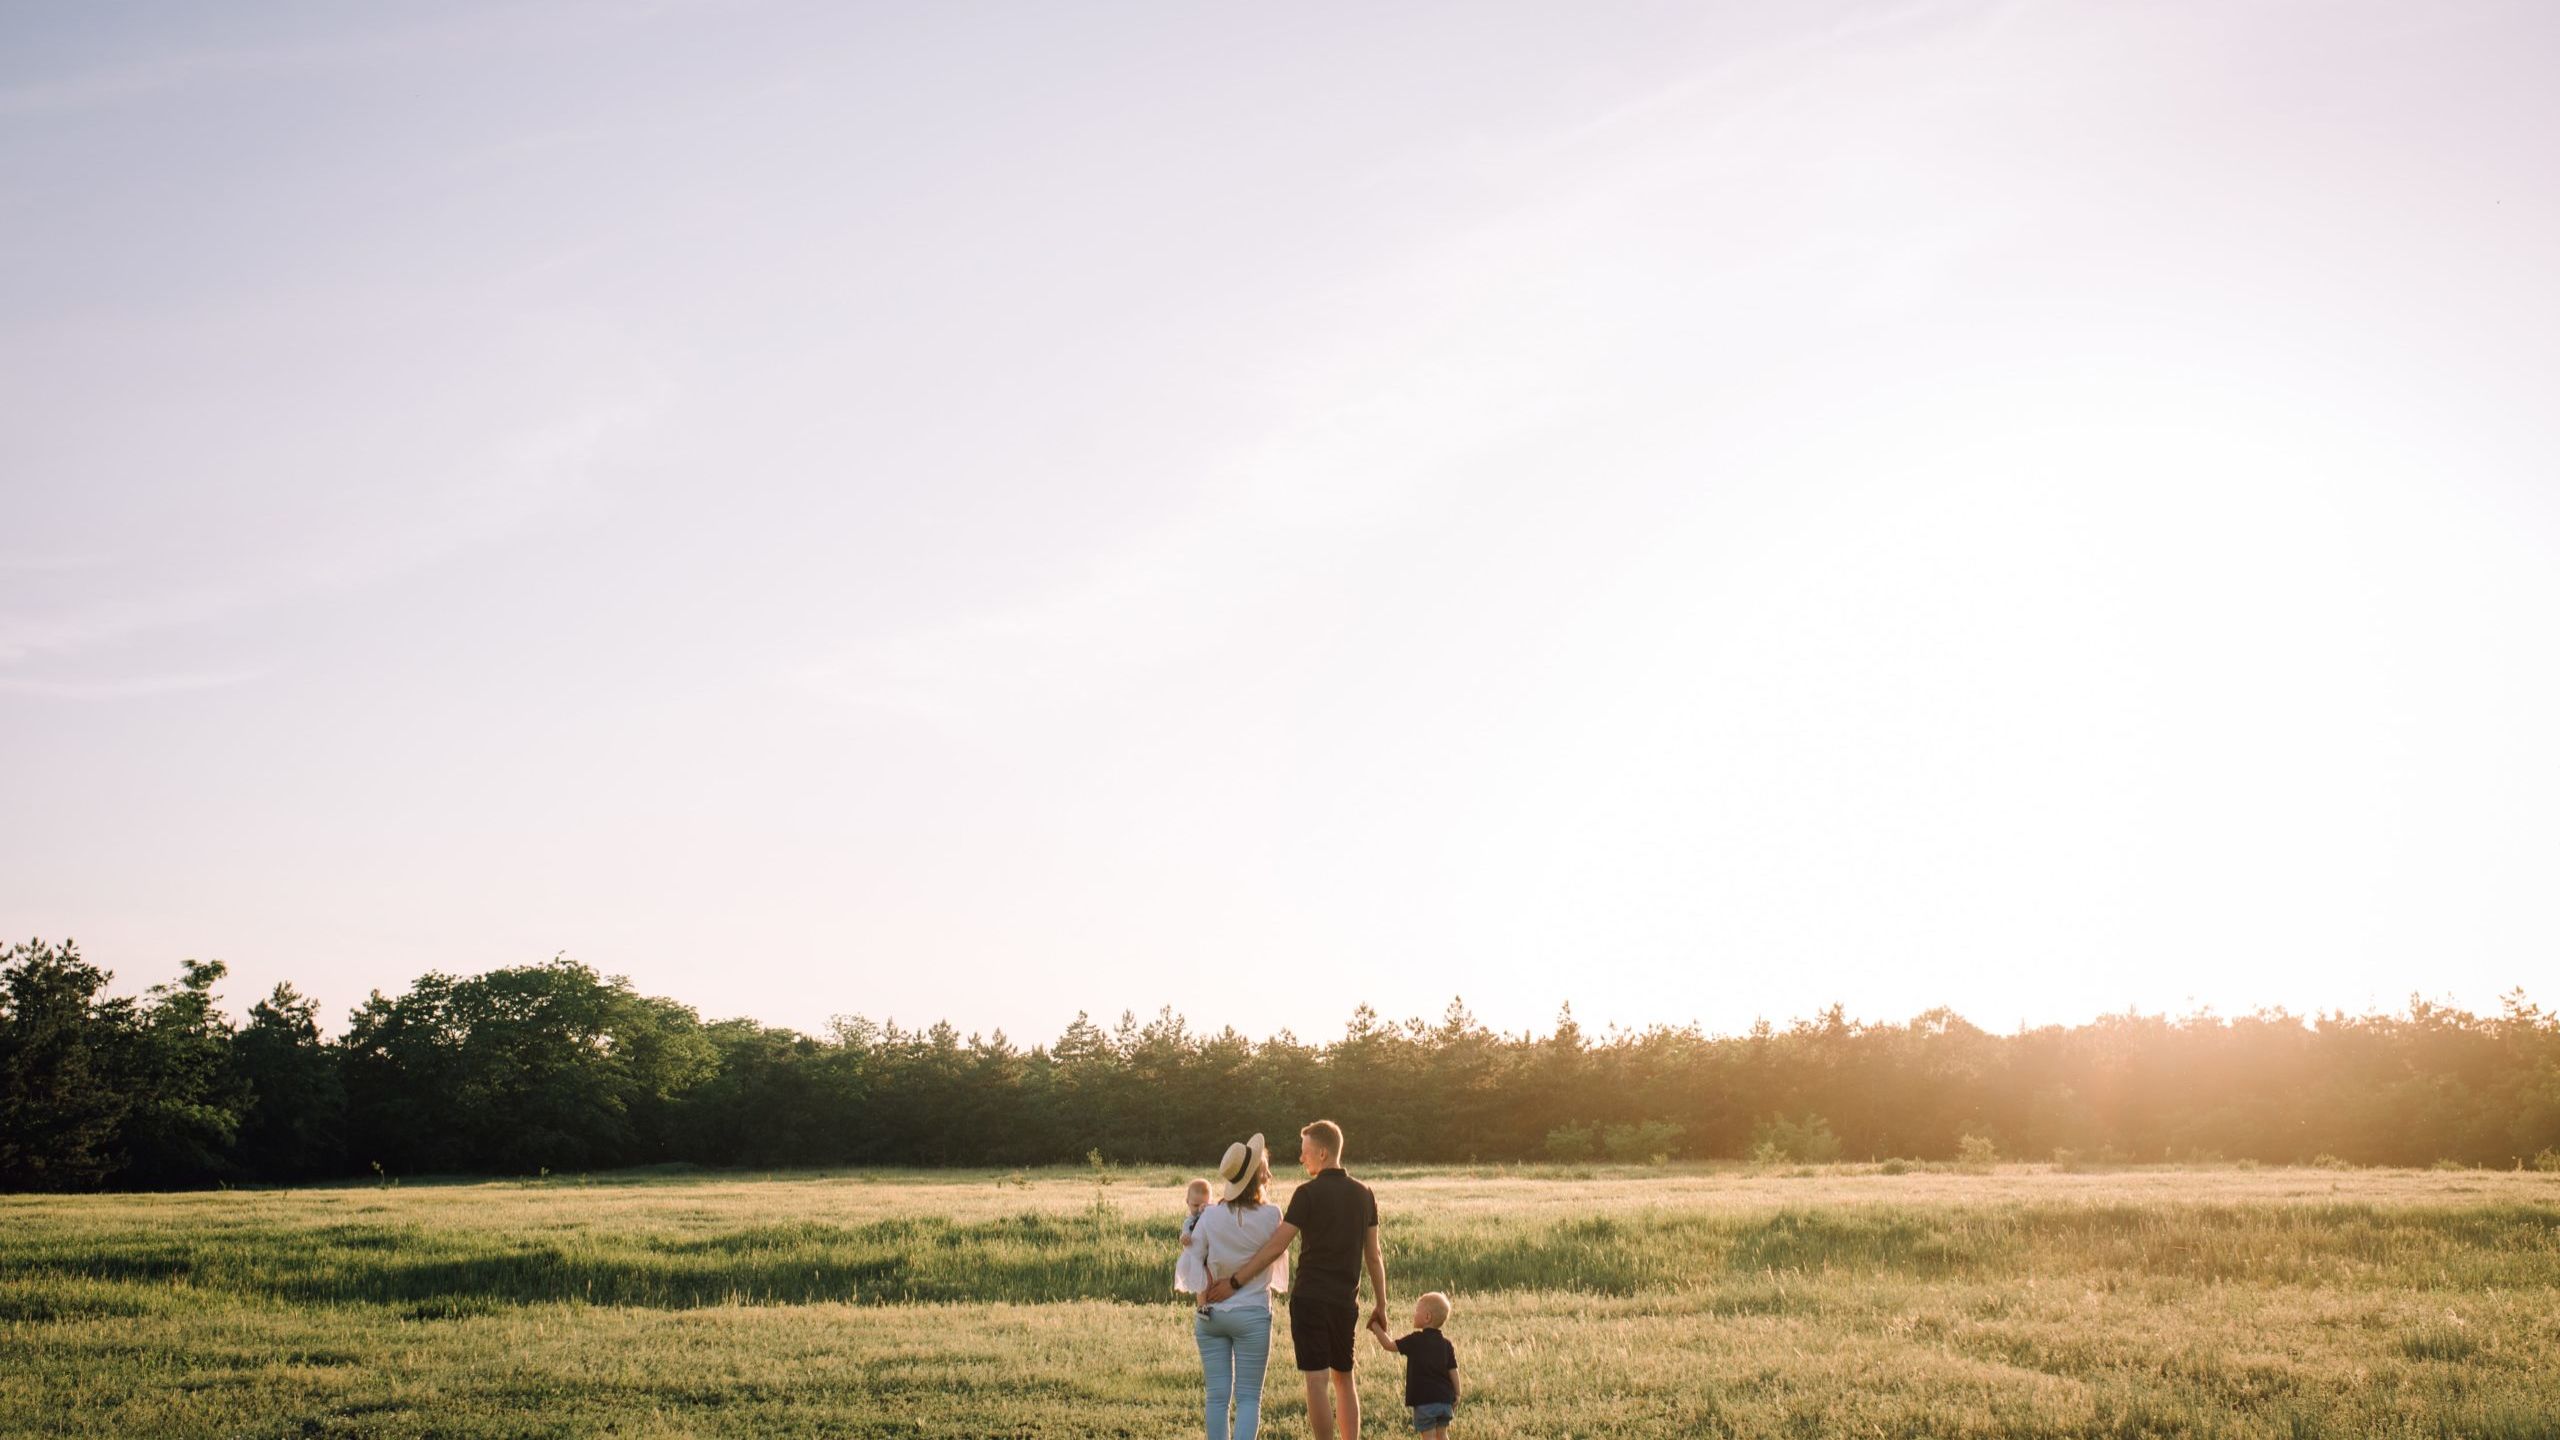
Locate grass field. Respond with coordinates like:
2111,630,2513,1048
4,1162,2557,1438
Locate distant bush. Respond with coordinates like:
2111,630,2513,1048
1749,1115,1840,1164
1601,1121,1683,1164
2052,1146,2127,1173
2431,1158,2468,1172
1957,1134,1999,1168
1878,1158,1914,1175
2310,1153,2353,1170
2533,1149,2560,1173
1544,1125,1596,1162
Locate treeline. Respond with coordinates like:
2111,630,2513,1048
3,936,2557,1191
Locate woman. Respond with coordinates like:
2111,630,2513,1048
1191,1132,1289,1440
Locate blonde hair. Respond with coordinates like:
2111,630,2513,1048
1185,1177,1212,1200
1417,1292,1452,1326
1301,1119,1345,1161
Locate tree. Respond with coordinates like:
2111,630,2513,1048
231,983,345,1180
341,958,696,1176
340,972,469,1174
607,991,717,1163
0,938,132,1190
112,957,250,1188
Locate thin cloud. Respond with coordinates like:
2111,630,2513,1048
0,669,264,701
0,584,257,668
0,400,650,669
0,554,108,573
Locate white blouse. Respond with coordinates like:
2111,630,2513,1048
1191,1200,1290,1311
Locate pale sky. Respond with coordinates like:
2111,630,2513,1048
5,1,2556,1046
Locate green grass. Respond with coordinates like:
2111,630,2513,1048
4,1163,2557,1437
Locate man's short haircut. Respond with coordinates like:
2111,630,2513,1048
1417,1292,1451,1326
1301,1119,1345,1160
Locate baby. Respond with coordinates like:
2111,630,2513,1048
1173,1177,1213,1295
1373,1291,1460,1437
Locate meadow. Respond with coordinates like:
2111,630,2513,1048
3,1162,2557,1438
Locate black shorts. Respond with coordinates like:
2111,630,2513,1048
1290,1296,1361,1373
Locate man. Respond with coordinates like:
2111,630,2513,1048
1200,1119,1388,1440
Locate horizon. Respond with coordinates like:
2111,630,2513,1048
32,934,2544,1050
8,2,2559,1047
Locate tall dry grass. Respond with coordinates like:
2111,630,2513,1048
3,1163,2554,1437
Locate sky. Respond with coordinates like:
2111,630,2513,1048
4,0,2556,1048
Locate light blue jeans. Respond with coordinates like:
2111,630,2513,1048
1194,1303,1273,1440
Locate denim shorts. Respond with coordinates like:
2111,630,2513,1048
1409,1401,1456,1432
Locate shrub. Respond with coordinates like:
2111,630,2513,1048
2310,1153,2352,1170
1957,1134,1999,1168
2051,1145,2127,1173
1749,1114,1841,1164
1601,1120,1684,1163
2532,1148,2559,1173
1878,1158,1914,1175
1544,1124,1596,1162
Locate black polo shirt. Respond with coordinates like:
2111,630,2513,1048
1395,1327,1458,1405
1281,1166,1377,1306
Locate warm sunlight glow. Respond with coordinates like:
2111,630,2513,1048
4,2,2555,1043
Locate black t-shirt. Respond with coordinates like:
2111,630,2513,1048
1280,1167,1377,1306
1395,1328,1457,1405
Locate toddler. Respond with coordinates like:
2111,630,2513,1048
1173,1177,1212,1295
1374,1290,1460,1437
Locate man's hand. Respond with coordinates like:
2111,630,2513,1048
1361,1224,1389,1345
1367,1305,1388,1335
1203,1219,1296,1312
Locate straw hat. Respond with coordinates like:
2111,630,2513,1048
1216,1133,1268,1202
